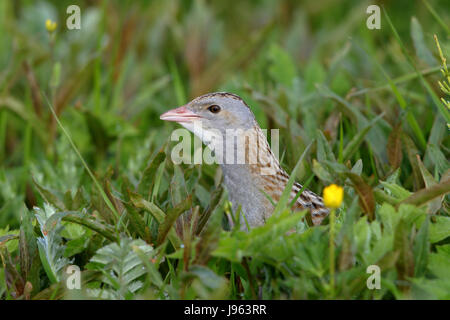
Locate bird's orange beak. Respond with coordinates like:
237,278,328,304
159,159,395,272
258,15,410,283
160,106,201,123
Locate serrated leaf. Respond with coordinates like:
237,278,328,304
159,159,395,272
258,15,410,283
34,204,73,284
87,237,155,299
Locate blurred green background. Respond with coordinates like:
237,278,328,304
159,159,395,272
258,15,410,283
0,0,449,300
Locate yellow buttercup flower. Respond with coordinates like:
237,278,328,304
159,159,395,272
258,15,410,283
323,184,344,208
45,19,57,33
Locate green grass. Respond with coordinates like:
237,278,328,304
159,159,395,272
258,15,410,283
0,0,449,300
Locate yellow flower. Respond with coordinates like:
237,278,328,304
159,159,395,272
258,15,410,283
45,19,57,33
323,184,344,209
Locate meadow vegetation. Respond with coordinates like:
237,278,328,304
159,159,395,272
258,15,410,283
0,0,449,299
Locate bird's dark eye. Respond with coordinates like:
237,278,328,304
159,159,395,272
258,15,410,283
207,105,221,113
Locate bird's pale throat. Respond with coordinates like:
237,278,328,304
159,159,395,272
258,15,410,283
201,125,281,174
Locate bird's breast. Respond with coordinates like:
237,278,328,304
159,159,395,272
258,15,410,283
221,164,275,229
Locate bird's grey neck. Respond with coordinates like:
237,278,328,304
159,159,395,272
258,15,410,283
219,158,278,230
220,163,254,184
217,133,281,201
209,129,283,229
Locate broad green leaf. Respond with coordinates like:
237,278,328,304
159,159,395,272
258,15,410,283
268,44,297,88
137,147,166,200
0,227,19,253
429,216,450,244
129,192,181,248
316,130,336,163
428,245,450,280
380,181,412,201
305,59,326,92
123,201,150,242
186,265,229,299
62,212,117,242
212,231,245,263
351,159,363,176
312,159,334,183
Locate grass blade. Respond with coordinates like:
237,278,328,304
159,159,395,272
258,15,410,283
273,141,313,216
384,8,450,125
400,175,450,207
342,113,384,161
43,94,121,239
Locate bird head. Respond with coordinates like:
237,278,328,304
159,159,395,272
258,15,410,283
160,92,256,138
